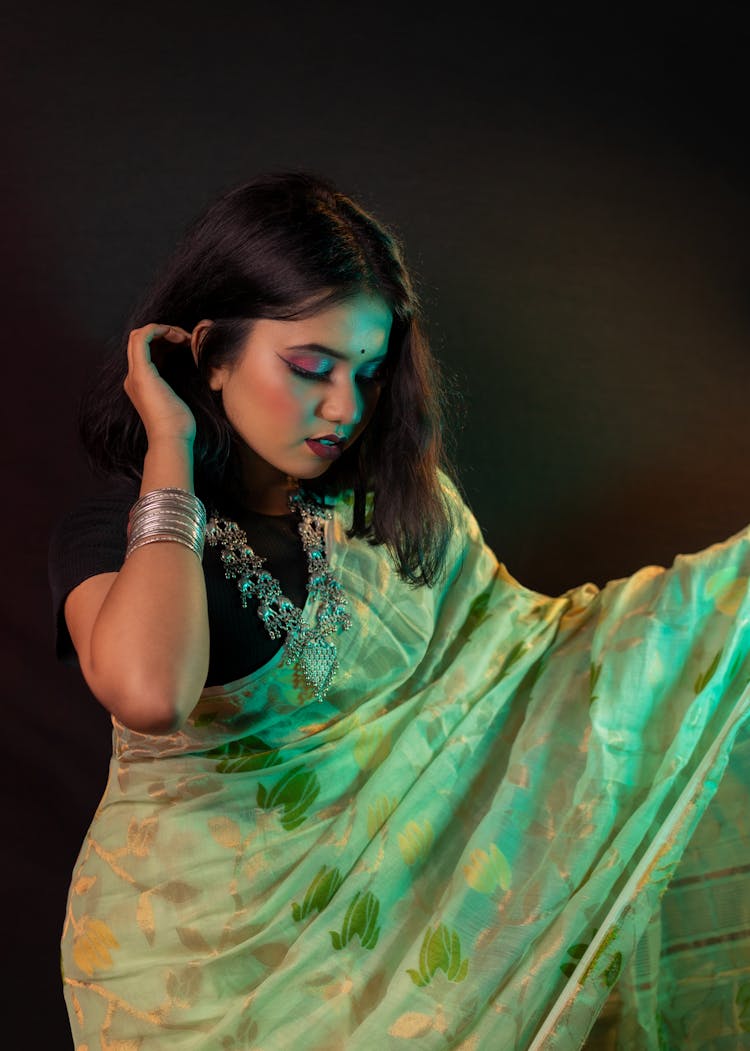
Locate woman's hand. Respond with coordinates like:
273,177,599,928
123,324,197,444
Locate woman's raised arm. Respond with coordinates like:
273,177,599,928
64,325,210,733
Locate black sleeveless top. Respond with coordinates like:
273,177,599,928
47,478,309,688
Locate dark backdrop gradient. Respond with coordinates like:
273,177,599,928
2,7,748,1046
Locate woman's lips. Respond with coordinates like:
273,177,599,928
305,438,343,461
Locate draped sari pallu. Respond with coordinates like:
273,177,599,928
61,480,750,1050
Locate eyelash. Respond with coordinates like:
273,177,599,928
286,362,385,384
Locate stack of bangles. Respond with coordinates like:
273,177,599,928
125,487,207,562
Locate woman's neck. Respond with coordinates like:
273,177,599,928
223,450,298,517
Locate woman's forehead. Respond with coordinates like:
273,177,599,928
267,295,392,357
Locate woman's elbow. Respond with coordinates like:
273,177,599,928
107,685,192,735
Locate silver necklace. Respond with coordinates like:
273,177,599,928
205,491,351,703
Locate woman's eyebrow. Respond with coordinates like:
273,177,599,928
285,342,386,362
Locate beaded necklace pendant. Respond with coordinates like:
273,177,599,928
205,492,351,703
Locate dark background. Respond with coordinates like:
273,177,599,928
3,6,749,1046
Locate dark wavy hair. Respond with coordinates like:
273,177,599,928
77,170,460,586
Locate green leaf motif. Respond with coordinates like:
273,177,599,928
256,766,321,830
463,843,511,893
466,590,492,630
218,749,281,774
499,641,527,681
329,890,381,951
353,725,389,771
291,865,343,923
602,951,622,988
581,925,619,984
407,923,469,986
589,661,602,706
207,735,271,756
367,795,399,838
207,735,282,773
559,930,598,978
398,819,434,866
694,649,723,695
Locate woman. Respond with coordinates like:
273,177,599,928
48,170,750,1050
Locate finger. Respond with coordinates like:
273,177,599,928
143,324,173,344
162,327,191,342
132,329,154,369
146,326,191,351
132,323,190,339
166,325,192,337
127,328,137,372
127,325,190,378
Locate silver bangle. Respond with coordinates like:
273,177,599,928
126,487,207,562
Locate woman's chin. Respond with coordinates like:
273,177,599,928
293,456,336,478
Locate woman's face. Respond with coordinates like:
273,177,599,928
197,292,392,510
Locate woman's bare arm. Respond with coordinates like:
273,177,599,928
66,323,213,732
65,438,210,734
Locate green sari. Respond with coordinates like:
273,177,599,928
61,477,750,1049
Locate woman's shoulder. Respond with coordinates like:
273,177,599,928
49,476,141,552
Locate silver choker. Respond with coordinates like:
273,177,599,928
205,491,351,703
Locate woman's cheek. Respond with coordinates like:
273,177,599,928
259,378,303,417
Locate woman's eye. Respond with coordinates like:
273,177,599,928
283,358,385,384
357,369,385,385
286,362,332,381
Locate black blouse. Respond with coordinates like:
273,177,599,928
47,479,309,688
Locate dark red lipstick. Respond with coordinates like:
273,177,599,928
305,435,344,461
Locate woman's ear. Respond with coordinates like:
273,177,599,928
191,319,223,390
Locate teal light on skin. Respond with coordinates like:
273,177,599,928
190,294,392,514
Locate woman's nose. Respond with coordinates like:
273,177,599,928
320,377,362,427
